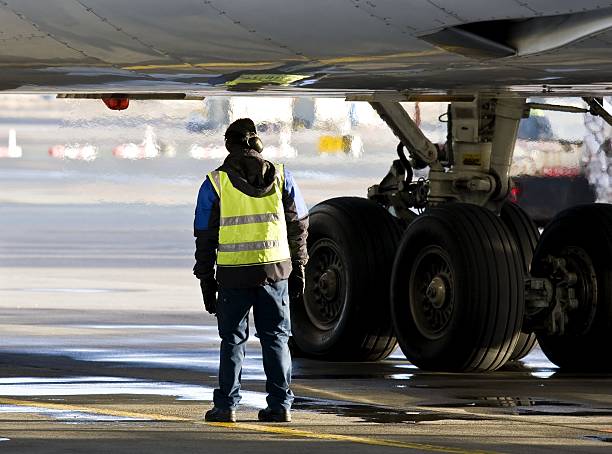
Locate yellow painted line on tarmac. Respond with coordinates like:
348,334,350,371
0,397,493,453
207,421,493,453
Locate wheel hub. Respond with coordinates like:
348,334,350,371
426,276,447,309
318,270,339,301
551,246,598,336
304,239,346,331
409,246,455,340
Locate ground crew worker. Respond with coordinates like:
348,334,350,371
193,118,308,423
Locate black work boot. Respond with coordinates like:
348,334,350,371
205,407,236,422
258,407,291,422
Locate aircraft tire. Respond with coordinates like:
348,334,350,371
290,197,402,361
500,202,539,361
532,203,612,371
391,203,524,372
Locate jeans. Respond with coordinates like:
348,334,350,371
213,279,294,411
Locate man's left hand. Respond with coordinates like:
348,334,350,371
288,263,305,302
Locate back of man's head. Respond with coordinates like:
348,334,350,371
225,118,265,153
224,118,257,150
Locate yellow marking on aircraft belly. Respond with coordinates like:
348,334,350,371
225,74,307,86
123,61,281,71
122,50,442,71
318,49,443,64
0,397,494,453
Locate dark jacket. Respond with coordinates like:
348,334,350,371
193,145,309,288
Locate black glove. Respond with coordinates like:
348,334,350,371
200,278,218,315
288,263,306,302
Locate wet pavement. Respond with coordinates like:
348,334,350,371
1,172,612,453
0,304,611,453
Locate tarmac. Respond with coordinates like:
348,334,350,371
0,159,612,453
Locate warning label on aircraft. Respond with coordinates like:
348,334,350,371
462,153,482,166
225,74,307,87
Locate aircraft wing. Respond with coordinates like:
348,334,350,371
1,0,612,96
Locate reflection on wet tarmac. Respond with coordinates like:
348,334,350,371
583,435,612,443
76,324,217,330
530,370,556,379
292,397,486,424
518,348,558,370
0,405,145,422
0,376,268,408
430,396,612,416
8,288,143,294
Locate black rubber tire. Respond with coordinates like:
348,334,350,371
500,202,539,361
532,203,612,371
391,203,525,372
290,197,402,361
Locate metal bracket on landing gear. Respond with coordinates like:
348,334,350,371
583,97,612,127
367,97,525,214
369,101,439,165
526,251,598,336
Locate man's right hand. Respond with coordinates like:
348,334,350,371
200,278,218,315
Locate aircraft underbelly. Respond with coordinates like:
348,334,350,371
1,0,612,94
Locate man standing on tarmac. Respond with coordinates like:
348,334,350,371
194,118,309,423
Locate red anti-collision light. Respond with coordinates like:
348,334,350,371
102,97,129,110
510,186,521,203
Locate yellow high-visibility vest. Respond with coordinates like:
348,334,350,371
208,164,291,266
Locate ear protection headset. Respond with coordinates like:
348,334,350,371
244,131,264,153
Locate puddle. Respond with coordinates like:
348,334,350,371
76,325,217,331
0,405,145,422
390,374,414,380
292,374,388,380
530,371,556,379
79,352,264,379
518,347,558,370
0,376,268,408
22,348,263,379
431,397,612,416
292,397,485,424
7,288,143,294
584,435,612,443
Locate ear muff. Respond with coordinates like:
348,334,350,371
247,135,264,153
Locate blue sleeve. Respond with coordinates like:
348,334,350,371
284,169,308,219
194,177,219,233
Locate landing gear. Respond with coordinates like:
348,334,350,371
500,202,540,361
291,197,402,361
391,204,524,371
299,94,612,372
531,204,612,371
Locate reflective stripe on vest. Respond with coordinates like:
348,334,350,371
208,164,291,266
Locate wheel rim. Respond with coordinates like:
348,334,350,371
409,245,455,340
558,246,598,336
304,238,346,331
